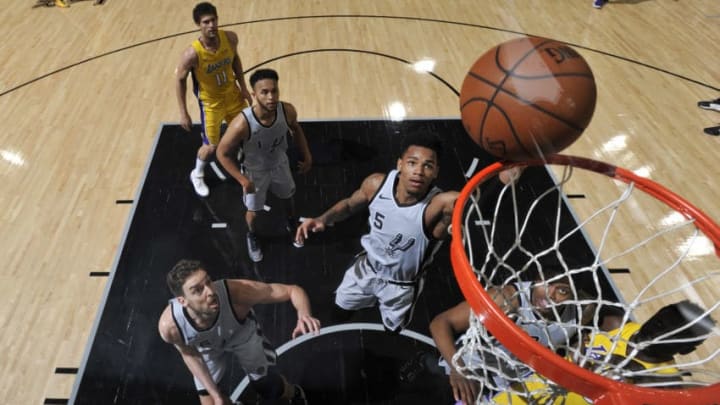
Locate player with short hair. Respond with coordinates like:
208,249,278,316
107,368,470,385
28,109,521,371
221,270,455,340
157,259,320,405
429,273,590,405
491,300,717,404
217,68,312,263
176,2,253,197
295,130,458,333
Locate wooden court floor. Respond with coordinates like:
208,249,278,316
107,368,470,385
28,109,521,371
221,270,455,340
0,1,719,404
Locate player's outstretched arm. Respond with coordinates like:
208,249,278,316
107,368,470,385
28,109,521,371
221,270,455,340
227,280,321,338
295,173,384,244
425,190,459,240
429,301,478,405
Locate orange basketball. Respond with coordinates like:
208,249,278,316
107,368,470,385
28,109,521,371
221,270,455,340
460,37,597,161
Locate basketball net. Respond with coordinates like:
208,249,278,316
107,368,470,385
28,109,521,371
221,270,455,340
450,155,720,404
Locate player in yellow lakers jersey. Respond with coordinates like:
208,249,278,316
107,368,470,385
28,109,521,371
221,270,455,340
176,2,252,197
492,301,716,404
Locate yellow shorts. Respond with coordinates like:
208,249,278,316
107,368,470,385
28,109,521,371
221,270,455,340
491,374,591,405
198,91,248,145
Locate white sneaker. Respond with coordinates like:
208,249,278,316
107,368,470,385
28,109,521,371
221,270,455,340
246,233,263,262
698,98,720,112
190,169,209,197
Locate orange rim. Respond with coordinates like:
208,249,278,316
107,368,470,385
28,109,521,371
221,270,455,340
450,154,720,404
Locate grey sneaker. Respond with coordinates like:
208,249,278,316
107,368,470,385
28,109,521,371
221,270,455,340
246,232,263,262
190,169,209,197
704,125,720,136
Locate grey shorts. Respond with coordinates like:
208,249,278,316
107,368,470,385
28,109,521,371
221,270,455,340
194,316,277,391
334,253,423,332
242,163,296,211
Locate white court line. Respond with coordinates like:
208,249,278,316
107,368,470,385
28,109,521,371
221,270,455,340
230,322,436,401
210,161,227,180
211,223,227,229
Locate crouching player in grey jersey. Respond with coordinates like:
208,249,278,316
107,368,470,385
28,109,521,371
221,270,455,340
158,259,320,404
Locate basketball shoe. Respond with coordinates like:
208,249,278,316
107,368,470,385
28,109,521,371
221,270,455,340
246,232,263,262
704,125,720,136
698,98,720,112
286,218,304,248
190,169,209,197
593,0,606,8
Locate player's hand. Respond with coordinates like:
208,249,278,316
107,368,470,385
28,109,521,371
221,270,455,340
295,218,325,245
449,368,478,405
297,158,312,175
292,314,321,338
499,166,524,185
179,112,193,132
240,179,255,194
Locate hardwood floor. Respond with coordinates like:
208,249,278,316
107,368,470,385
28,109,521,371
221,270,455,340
0,1,718,403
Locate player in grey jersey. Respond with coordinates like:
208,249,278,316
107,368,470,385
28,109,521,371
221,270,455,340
295,130,458,333
217,68,312,263
158,259,320,405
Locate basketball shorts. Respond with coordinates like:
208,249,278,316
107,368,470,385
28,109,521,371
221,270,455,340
242,162,295,211
335,252,423,332
193,315,277,392
438,341,533,392
198,91,248,145
490,373,592,404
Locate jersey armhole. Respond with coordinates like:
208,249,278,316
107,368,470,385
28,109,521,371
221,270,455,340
169,301,187,343
222,280,247,325
369,172,392,204
240,110,252,141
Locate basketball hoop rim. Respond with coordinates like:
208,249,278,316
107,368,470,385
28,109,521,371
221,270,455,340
450,154,720,404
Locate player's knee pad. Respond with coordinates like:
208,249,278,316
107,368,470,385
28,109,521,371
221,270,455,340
250,370,285,400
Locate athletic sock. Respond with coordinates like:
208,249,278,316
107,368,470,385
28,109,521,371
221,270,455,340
194,158,207,174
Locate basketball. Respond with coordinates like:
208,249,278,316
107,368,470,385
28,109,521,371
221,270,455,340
460,37,597,161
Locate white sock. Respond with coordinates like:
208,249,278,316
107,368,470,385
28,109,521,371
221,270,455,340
194,158,207,175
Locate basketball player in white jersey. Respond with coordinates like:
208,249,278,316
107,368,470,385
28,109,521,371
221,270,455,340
429,272,588,405
294,131,458,333
158,259,320,405
217,68,312,263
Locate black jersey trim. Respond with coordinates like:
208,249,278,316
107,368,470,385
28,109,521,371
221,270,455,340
169,301,187,343
249,102,281,129
224,280,248,325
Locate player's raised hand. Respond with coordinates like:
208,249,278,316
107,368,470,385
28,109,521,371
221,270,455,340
295,218,325,245
292,314,321,338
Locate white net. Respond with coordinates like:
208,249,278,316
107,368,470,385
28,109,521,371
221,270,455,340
454,160,720,404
